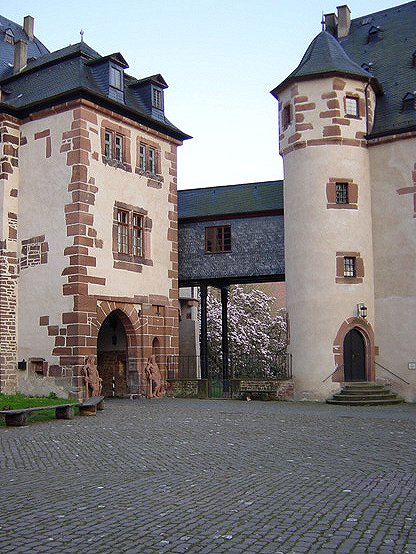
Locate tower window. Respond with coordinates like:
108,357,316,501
336,183,349,204
345,96,359,117
282,103,292,131
343,256,356,277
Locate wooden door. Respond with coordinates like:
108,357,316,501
343,329,366,382
98,352,127,396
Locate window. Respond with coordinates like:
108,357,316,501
138,142,159,175
343,256,356,277
132,213,143,257
282,104,292,130
104,130,124,162
152,88,163,109
205,226,231,254
402,93,415,112
117,210,129,254
345,96,359,117
148,147,156,174
4,29,14,45
336,182,349,204
116,209,143,257
110,66,122,90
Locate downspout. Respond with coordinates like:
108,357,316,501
364,79,371,138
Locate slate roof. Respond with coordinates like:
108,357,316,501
0,15,49,80
273,1,416,138
0,19,189,141
272,31,375,96
178,180,284,220
339,1,416,137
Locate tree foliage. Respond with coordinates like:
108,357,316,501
204,285,288,378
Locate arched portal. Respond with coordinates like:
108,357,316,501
343,328,366,382
97,310,128,396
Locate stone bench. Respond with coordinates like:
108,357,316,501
77,396,105,416
0,403,76,427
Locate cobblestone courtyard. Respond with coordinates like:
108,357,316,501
1,398,416,553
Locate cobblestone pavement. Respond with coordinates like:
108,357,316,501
1,398,416,553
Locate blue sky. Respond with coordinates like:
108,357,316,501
4,1,406,189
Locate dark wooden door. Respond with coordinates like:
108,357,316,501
343,329,366,381
98,351,127,396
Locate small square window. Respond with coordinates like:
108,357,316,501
336,183,349,204
345,96,359,117
343,256,356,277
205,226,231,254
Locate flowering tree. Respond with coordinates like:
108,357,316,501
204,285,288,378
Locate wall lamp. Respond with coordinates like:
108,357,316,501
357,303,368,319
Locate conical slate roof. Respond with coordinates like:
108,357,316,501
272,30,376,97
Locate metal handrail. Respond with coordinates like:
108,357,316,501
375,362,410,385
322,364,343,383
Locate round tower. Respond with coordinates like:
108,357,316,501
271,31,380,400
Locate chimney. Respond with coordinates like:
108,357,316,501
14,40,28,74
324,13,338,36
337,5,351,38
23,15,34,41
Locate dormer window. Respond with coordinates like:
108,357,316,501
368,26,383,43
402,92,415,112
4,29,14,45
152,87,163,110
110,66,123,90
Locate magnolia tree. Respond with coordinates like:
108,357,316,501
203,285,288,378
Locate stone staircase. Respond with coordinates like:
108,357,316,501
326,382,404,406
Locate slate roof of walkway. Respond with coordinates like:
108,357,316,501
178,180,284,219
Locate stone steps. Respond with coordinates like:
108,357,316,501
326,382,404,406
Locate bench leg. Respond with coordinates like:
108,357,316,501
79,405,97,416
5,413,28,426
97,400,104,411
55,406,75,420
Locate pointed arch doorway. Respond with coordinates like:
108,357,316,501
343,328,366,382
97,310,128,396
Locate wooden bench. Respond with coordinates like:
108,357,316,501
0,403,76,427
77,396,105,416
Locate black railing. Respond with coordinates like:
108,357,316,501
375,362,410,385
167,352,292,381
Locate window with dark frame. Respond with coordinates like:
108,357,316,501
345,96,359,117
343,256,356,277
205,226,231,254
336,182,349,204
282,104,292,130
116,209,144,257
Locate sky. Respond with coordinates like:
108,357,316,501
4,0,407,189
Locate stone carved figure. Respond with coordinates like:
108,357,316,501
83,355,102,399
144,355,163,398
